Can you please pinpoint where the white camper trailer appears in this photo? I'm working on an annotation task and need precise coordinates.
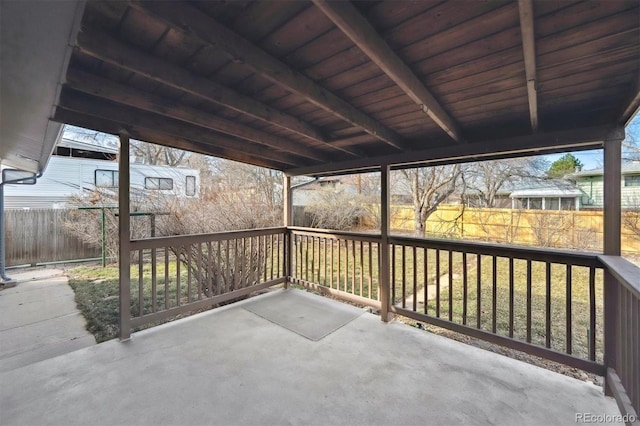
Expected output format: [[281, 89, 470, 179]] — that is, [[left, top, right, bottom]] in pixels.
[[4, 139, 199, 209]]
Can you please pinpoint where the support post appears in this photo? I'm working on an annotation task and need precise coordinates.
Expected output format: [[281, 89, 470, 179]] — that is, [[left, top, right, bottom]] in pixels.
[[603, 136, 622, 395], [380, 165, 391, 322], [283, 174, 292, 289], [118, 132, 131, 341]]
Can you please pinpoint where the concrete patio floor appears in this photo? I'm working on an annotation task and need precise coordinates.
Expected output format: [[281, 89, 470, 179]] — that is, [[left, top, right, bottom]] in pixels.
[[0, 289, 621, 426]]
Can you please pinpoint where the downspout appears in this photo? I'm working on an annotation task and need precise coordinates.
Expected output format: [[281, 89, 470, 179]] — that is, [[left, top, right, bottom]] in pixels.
[[1, 172, 43, 283]]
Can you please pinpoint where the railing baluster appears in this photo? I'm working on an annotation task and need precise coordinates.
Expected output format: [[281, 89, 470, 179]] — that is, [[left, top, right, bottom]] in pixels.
[[304, 236, 309, 281], [436, 248, 440, 318], [566, 264, 572, 354], [588, 266, 596, 361], [391, 244, 396, 305], [413, 245, 417, 312], [545, 262, 551, 348], [138, 249, 144, 316], [492, 256, 497, 334], [330, 239, 334, 289], [311, 236, 316, 283], [509, 257, 514, 338], [176, 246, 181, 307], [424, 248, 428, 315], [449, 250, 453, 322], [207, 241, 213, 297], [217, 240, 222, 295], [187, 244, 192, 303], [270, 233, 274, 281], [526, 260, 532, 343], [323, 238, 328, 286], [402, 245, 406, 309], [248, 237, 254, 286], [476, 254, 481, 329], [462, 252, 467, 326], [197, 242, 203, 299], [352, 240, 356, 295], [344, 239, 349, 292], [368, 242, 373, 299], [337, 239, 341, 291], [164, 247, 169, 309], [151, 246, 157, 313], [360, 241, 364, 297], [225, 240, 230, 293], [263, 235, 268, 283]]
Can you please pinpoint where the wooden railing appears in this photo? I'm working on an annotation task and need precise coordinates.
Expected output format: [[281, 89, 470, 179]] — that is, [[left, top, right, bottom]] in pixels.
[[289, 227, 382, 308], [599, 255, 639, 422], [387, 235, 604, 374], [125, 227, 286, 330]]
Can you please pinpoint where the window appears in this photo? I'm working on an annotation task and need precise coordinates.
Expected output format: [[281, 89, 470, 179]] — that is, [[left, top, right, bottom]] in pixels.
[[95, 169, 118, 188], [624, 175, 640, 187], [529, 198, 542, 210], [560, 197, 575, 210], [185, 175, 196, 196], [546, 198, 559, 210], [145, 177, 173, 190]]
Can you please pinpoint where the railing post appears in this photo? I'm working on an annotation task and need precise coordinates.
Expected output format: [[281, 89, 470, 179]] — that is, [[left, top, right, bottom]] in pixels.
[[603, 134, 623, 395], [380, 164, 391, 322], [284, 173, 292, 288], [118, 132, 131, 341]]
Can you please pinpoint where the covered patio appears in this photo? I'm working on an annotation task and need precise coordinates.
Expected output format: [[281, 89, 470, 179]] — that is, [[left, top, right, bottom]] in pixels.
[[0, 289, 622, 425], [1, 0, 638, 424]]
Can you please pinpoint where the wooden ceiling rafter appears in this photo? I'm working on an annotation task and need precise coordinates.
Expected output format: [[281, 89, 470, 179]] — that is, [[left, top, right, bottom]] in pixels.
[[57, 90, 305, 168], [127, 1, 410, 151], [63, 68, 338, 163], [75, 29, 338, 159], [518, 0, 539, 132], [53, 108, 295, 171], [313, 0, 462, 143]]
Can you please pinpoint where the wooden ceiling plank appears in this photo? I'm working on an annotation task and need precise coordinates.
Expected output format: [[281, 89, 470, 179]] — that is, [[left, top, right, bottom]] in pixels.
[[129, 1, 408, 150], [57, 89, 306, 168], [65, 68, 362, 158], [313, 0, 463, 143], [518, 0, 538, 132], [75, 28, 332, 153]]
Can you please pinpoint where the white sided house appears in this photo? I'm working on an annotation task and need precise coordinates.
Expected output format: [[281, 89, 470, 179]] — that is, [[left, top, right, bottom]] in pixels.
[[4, 139, 199, 209]]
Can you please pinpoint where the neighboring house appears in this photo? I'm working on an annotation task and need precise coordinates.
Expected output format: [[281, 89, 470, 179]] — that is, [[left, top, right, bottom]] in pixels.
[[509, 179, 583, 211], [568, 161, 640, 209], [3, 139, 199, 209]]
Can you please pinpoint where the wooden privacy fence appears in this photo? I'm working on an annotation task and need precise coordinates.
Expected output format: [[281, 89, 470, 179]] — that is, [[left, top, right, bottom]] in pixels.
[[4, 209, 99, 266], [373, 205, 640, 254]]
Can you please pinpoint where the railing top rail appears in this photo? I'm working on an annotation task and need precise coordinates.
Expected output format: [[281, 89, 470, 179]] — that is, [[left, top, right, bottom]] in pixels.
[[598, 255, 640, 298], [130, 227, 287, 250], [387, 235, 602, 268], [288, 226, 383, 243]]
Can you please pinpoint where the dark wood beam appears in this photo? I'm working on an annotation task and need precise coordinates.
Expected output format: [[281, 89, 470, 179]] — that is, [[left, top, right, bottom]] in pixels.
[[286, 125, 625, 176], [53, 108, 293, 170], [57, 89, 306, 168], [312, 0, 463, 143], [64, 68, 357, 160], [619, 72, 640, 125], [75, 28, 330, 154], [518, 0, 539, 131], [129, 1, 408, 150]]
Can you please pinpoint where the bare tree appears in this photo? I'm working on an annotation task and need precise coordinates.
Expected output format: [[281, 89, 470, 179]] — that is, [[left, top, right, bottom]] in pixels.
[[464, 158, 547, 208], [130, 140, 190, 166], [398, 165, 462, 236], [306, 186, 363, 230]]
